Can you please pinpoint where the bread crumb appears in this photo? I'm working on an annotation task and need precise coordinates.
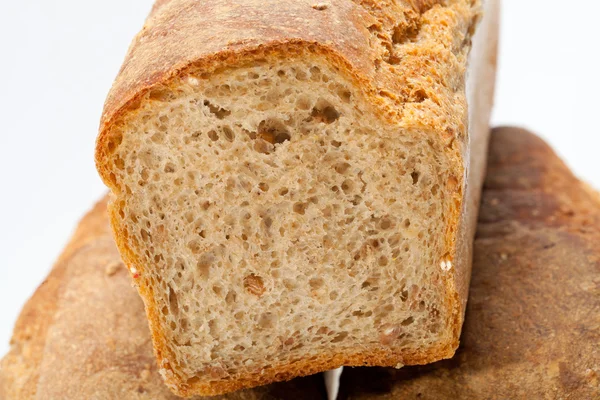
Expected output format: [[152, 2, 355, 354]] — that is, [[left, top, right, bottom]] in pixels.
[[312, 3, 329, 10], [395, 363, 404, 369], [500, 253, 508, 260], [105, 261, 122, 276]]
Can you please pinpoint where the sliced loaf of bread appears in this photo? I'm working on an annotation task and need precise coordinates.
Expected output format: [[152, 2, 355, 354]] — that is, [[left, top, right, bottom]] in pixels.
[[95, 0, 499, 396]]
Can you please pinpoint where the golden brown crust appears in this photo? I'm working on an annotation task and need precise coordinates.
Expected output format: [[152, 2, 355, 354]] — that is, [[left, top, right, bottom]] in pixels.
[[449, 0, 499, 348], [339, 127, 600, 399], [0, 197, 326, 399], [94, 0, 497, 396]]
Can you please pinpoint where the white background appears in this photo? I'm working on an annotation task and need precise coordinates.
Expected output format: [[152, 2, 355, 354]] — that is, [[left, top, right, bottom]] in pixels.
[[0, 1, 599, 356]]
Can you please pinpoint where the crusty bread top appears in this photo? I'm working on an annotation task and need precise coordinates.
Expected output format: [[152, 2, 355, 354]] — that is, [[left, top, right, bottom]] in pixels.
[[0, 197, 326, 400], [339, 127, 600, 399], [97, 0, 479, 171]]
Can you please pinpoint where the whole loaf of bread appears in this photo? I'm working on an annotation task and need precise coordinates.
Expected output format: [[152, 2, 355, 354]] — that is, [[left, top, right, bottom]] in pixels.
[[94, 0, 499, 395]]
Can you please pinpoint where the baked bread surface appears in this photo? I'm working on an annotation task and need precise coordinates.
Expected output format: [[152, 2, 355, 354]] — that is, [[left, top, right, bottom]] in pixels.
[[95, 0, 498, 395]]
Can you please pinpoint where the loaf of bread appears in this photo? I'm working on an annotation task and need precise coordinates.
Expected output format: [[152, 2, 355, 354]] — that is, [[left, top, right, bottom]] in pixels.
[[94, 0, 498, 395], [2, 128, 598, 399], [339, 127, 600, 399], [0, 197, 325, 400]]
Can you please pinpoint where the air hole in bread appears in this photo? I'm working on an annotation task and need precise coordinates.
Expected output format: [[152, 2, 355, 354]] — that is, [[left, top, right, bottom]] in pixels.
[[196, 253, 213, 279], [257, 119, 291, 145], [208, 130, 219, 141], [294, 69, 308, 81], [262, 216, 273, 229], [258, 313, 276, 329], [244, 274, 265, 297], [411, 171, 420, 184], [392, 22, 421, 46], [188, 240, 201, 254], [225, 290, 237, 305], [331, 331, 348, 343], [411, 89, 428, 103], [293, 202, 306, 215], [309, 278, 324, 290], [222, 126, 235, 142], [164, 163, 175, 173], [149, 89, 172, 102], [283, 279, 296, 290], [309, 66, 322, 81], [310, 100, 340, 124], [203, 100, 231, 119], [334, 162, 351, 174], [212, 285, 223, 296], [341, 179, 355, 194], [208, 319, 218, 335]]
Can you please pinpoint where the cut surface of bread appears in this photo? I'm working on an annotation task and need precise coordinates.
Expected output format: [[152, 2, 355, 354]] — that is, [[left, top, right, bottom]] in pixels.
[[340, 127, 600, 400], [95, 0, 498, 396]]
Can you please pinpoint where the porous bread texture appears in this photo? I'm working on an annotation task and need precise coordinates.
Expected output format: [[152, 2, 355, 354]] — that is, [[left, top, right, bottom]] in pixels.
[[96, 0, 487, 396], [107, 56, 457, 393]]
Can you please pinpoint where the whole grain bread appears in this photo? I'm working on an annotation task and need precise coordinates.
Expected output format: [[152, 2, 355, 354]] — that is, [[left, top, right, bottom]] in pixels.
[[0, 197, 326, 400], [94, 0, 499, 396], [339, 127, 600, 399], [2, 127, 598, 399]]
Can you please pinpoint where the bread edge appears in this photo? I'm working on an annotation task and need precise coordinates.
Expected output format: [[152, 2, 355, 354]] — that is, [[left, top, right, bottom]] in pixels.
[[446, 0, 500, 352]]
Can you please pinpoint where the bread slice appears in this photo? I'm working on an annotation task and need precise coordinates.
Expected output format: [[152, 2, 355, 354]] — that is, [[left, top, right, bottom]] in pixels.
[[0, 197, 326, 400], [339, 127, 600, 400], [95, 0, 498, 396]]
